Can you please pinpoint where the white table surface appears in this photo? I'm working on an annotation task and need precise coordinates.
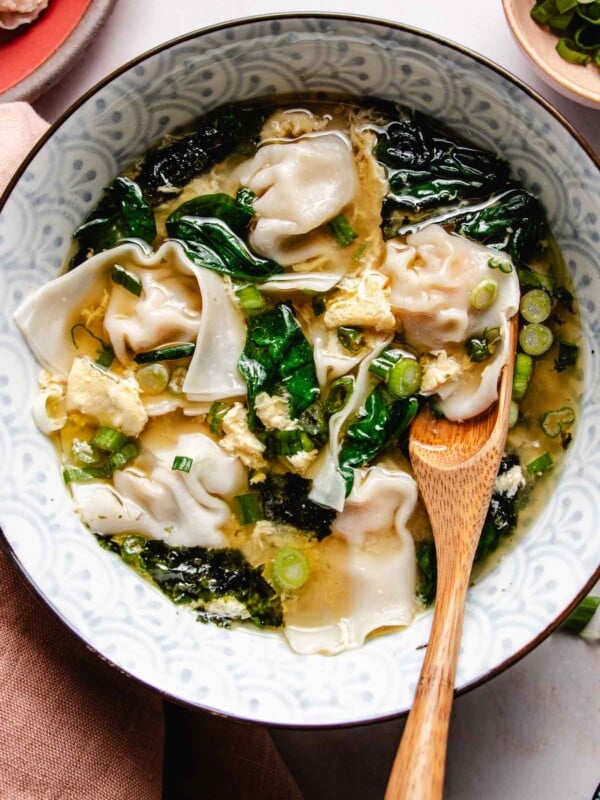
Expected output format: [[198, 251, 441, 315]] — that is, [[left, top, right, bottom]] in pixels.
[[33, 2, 600, 798]]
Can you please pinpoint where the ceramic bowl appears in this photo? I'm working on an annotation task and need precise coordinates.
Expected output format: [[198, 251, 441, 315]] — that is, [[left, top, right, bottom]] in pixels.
[[0, 14, 599, 728], [503, 0, 600, 109]]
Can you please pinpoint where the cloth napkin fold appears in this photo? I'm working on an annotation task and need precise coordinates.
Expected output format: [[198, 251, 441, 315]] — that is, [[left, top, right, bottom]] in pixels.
[[0, 101, 302, 800]]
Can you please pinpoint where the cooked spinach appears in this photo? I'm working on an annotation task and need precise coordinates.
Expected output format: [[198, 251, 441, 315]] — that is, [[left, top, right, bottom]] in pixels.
[[338, 386, 419, 494], [166, 215, 282, 281], [239, 304, 320, 427], [167, 191, 254, 235], [136, 105, 264, 204], [70, 177, 156, 267], [256, 473, 336, 540], [99, 535, 282, 628], [375, 110, 510, 236], [457, 189, 546, 263]]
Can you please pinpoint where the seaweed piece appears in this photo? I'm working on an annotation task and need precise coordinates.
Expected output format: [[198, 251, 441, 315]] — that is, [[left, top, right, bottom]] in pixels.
[[257, 473, 336, 540], [136, 106, 264, 204]]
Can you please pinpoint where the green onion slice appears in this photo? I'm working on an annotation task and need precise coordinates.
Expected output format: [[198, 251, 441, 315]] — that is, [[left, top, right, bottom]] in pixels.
[[512, 352, 533, 402], [561, 596, 600, 634], [556, 37, 591, 63], [508, 401, 519, 429], [326, 376, 354, 415], [269, 429, 314, 456], [387, 358, 422, 399], [91, 426, 128, 453], [111, 264, 143, 296], [337, 326, 364, 353], [234, 492, 264, 525], [105, 442, 139, 473], [207, 401, 232, 435], [470, 279, 498, 311], [519, 323, 554, 356], [63, 466, 107, 483], [526, 451, 554, 475], [70, 323, 115, 369], [328, 213, 358, 247], [136, 363, 170, 394], [520, 289, 552, 324], [517, 267, 555, 293], [540, 406, 575, 438], [236, 284, 267, 315], [172, 455, 193, 472], [574, 22, 600, 47], [369, 348, 402, 380], [488, 257, 512, 274], [134, 343, 196, 364], [272, 547, 310, 592]]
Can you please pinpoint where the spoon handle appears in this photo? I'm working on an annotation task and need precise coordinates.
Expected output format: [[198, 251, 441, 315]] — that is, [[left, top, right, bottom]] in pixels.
[[384, 557, 474, 800]]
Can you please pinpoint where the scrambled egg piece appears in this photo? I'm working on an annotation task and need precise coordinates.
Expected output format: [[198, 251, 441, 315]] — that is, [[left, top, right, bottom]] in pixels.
[[494, 464, 526, 498], [420, 350, 462, 394], [80, 290, 110, 328], [285, 449, 319, 476], [255, 392, 297, 431], [260, 109, 331, 140], [220, 402, 267, 471], [324, 271, 395, 332], [65, 357, 148, 436]]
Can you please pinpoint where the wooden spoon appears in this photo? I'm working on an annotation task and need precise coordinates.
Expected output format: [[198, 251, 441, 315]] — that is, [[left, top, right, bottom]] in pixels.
[[385, 316, 518, 800]]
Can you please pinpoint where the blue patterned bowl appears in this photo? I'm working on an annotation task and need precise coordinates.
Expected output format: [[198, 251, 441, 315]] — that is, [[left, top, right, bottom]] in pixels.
[[1, 14, 598, 727]]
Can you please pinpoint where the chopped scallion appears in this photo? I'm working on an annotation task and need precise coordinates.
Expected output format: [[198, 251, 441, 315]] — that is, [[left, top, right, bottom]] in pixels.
[[328, 213, 358, 247], [387, 358, 422, 399], [136, 363, 170, 394], [236, 284, 267, 315], [540, 406, 575, 438], [517, 266, 555, 293], [508, 401, 519, 429], [488, 257, 512, 274], [269, 429, 314, 456], [326, 376, 354, 415], [561, 596, 600, 634], [556, 37, 591, 63], [172, 455, 193, 472], [512, 353, 533, 401], [63, 466, 107, 483], [91, 426, 128, 453], [520, 289, 552, 324], [369, 348, 402, 380], [234, 492, 264, 525], [111, 264, 143, 296], [470, 278, 498, 311], [70, 323, 114, 369], [337, 326, 364, 353], [134, 343, 195, 364], [526, 451, 553, 475], [105, 442, 139, 473], [272, 547, 310, 592], [207, 401, 232, 436], [519, 323, 553, 356]]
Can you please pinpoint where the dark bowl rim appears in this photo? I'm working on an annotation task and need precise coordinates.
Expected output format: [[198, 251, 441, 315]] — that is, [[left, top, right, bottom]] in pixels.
[[1, 11, 599, 731]]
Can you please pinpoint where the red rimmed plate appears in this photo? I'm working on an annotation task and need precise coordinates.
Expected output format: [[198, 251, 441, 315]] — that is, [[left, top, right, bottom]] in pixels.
[[0, 0, 117, 102]]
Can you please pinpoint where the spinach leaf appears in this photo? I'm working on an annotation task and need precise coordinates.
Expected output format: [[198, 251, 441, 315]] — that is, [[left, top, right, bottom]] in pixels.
[[99, 535, 282, 628], [136, 105, 265, 205], [239, 304, 320, 426], [457, 189, 546, 263], [166, 215, 282, 281], [374, 111, 510, 235], [71, 177, 156, 267], [338, 386, 418, 494], [168, 191, 254, 235], [257, 473, 336, 540]]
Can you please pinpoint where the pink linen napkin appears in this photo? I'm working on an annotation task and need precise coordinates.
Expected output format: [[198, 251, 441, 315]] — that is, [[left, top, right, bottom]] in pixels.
[[0, 101, 302, 800]]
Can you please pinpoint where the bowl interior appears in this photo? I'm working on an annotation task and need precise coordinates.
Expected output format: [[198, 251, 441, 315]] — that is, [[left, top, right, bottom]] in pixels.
[[1, 15, 599, 727]]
